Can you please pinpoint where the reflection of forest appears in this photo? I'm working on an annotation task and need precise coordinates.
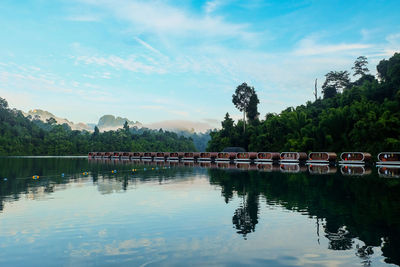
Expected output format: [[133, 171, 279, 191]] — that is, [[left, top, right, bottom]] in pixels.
[[1, 158, 400, 265], [208, 169, 400, 266], [0, 158, 198, 209]]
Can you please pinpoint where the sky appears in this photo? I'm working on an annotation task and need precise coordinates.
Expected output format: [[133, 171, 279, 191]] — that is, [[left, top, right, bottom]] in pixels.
[[0, 0, 399, 130]]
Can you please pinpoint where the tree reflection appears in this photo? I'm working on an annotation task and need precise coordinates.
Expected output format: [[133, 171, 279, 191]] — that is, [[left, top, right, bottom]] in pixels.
[[232, 193, 259, 239], [208, 167, 400, 265]]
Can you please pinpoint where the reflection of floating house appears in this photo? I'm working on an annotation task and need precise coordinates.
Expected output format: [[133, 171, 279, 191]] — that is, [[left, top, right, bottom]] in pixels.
[[235, 162, 258, 170], [377, 152, 400, 166], [235, 152, 257, 162], [199, 152, 218, 161], [183, 161, 199, 167], [308, 164, 337, 175], [142, 152, 155, 160], [199, 162, 217, 168], [257, 163, 280, 172], [280, 152, 307, 163], [169, 152, 184, 161], [216, 152, 236, 161], [256, 152, 280, 162], [307, 152, 337, 164], [155, 152, 168, 161], [339, 152, 371, 164], [340, 165, 371, 176], [217, 162, 235, 169], [378, 165, 400, 178], [183, 152, 200, 161], [280, 163, 307, 173]]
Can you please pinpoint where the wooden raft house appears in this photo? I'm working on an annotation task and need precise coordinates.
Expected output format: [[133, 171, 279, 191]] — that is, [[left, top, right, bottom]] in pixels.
[[199, 152, 218, 161], [307, 152, 337, 164], [142, 152, 156, 160], [280, 152, 307, 163], [235, 152, 258, 162], [169, 152, 184, 161], [256, 152, 280, 162], [377, 152, 400, 166], [104, 152, 113, 159], [131, 152, 143, 159], [216, 152, 236, 161], [155, 152, 168, 161], [339, 152, 371, 164], [183, 152, 200, 161]]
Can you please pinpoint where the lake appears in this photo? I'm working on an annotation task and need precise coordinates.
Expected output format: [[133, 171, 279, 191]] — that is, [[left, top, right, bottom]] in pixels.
[[0, 157, 399, 266]]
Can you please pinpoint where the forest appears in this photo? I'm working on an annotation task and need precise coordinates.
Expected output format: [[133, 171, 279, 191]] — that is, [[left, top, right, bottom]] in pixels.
[[0, 101, 196, 155], [207, 53, 400, 155]]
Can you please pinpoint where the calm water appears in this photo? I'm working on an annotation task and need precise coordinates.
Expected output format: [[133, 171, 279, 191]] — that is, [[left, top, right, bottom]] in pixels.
[[0, 158, 399, 266]]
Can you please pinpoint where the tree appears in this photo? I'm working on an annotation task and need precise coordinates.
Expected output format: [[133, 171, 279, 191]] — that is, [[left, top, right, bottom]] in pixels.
[[46, 117, 57, 125], [322, 71, 351, 93], [232, 83, 256, 132], [352, 56, 369, 77], [0, 97, 8, 110], [123, 121, 129, 131], [247, 93, 260, 122], [93, 126, 100, 137], [221, 113, 234, 137], [322, 86, 338, 99]]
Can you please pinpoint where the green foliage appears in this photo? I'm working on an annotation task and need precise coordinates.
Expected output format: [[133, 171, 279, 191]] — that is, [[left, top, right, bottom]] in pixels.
[[0, 97, 196, 155], [352, 56, 369, 77], [208, 53, 400, 155], [247, 93, 260, 122], [322, 70, 351, 93], [232, 82, 259, 131]]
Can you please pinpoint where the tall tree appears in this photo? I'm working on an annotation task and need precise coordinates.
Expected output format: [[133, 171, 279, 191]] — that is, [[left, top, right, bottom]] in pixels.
[[322, 71, 351, 93], [246, 93, 260, 122], [322, 86, 337, 99], [221, 112, 234, 137], [123, 121, 129, 131], [93, 126, 100, 137], [352, 56, 369, 77], [232, 83, 256, 132], [0, 97, 8, 110]]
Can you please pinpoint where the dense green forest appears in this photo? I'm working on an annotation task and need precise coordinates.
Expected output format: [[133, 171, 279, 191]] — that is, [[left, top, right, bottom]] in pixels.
[[207, 53, 400, 155], [0, 101, 196, 155]]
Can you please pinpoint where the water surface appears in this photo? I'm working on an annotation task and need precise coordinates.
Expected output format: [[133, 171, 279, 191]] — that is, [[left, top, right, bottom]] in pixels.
[[0, 158, 399, 266]]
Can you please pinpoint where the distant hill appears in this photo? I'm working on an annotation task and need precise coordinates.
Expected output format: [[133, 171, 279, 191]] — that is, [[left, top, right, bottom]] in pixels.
[[97, 115, 142, 131], [21, 111, 212, 151], [24, 109, 93, 131]]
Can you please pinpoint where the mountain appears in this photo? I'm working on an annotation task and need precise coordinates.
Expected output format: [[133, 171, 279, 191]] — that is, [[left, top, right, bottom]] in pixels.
[[24, 109, 93, 131], [144, 119, 219, 133], [97, 115, 142, 131]]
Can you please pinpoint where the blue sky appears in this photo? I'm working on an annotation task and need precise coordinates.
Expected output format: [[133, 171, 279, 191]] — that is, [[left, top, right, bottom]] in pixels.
[[0, 0, 399, 130]]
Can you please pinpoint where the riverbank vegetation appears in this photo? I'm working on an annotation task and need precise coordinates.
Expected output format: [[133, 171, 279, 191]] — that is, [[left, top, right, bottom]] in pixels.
[[0, 102, 196, 155], [207, 53, 400, 155]]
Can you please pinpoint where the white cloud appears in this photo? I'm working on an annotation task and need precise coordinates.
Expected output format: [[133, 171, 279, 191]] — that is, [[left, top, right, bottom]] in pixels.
[[74, 55, 166, 74], [294, 37, 371, 56], [134, 37, 164, 56], [66, 14, 101, 22], [204, 0, 221, 14], [77, 0, 255, 41]]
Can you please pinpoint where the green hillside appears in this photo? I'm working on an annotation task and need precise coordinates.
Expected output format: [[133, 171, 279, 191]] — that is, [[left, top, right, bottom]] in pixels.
[[207, 53, 400, 155]]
